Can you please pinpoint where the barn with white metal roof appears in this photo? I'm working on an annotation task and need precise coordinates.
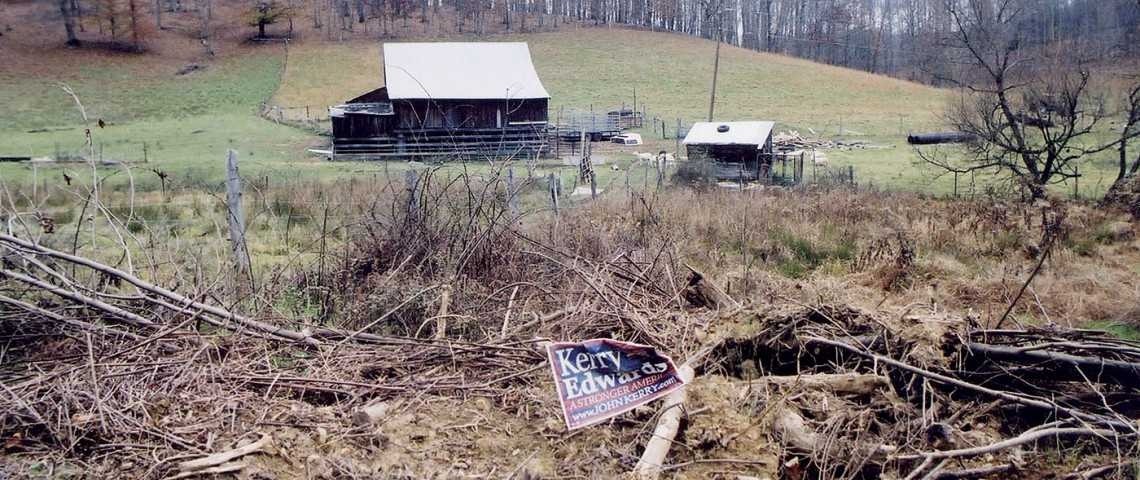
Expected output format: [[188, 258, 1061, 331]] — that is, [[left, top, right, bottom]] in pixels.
[[330, 42, 550, 159]]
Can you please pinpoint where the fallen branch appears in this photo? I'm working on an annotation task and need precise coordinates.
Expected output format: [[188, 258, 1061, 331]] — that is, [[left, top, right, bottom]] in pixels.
[[741, 373, 890, 395], [994, 232, 1055, 329], [772, 402, 897, 458], [683, 264, 740, 310], [0, 293, 144, 340], [177, 434, 272, 472], [0, 234, 318, 346], [771, 403, 819, 452], [0, 268, 156, 329], [632, 363, 696, 479], [894, 427, 1126, 461], [166, 461, 246, 479], [964, 342, 1140, 387], [805, 336, 1133, 430], [1064, 461, 1139, 480], [932, 463, 1015, 479]]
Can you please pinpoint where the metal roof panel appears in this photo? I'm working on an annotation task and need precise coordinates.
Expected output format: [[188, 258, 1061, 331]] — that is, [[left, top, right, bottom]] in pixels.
[[682, 121, 775, 148], [383, 42, 551, 100]]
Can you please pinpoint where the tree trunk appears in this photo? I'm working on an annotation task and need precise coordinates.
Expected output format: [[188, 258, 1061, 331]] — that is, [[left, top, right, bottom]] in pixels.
[[258, 20, 266, 37], [60, 0, 80, 46], [1119, 140, 1129, 183], [129, 0, 140, 50]]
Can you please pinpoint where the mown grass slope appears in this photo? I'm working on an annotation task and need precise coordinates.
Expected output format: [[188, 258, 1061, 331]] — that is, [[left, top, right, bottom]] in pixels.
[[274, 28, 946, 135], [270, 28, 1125, 195], [270, 28, 973, 193], [0, 12, 1120, 195], [0, 16, 316, 188]]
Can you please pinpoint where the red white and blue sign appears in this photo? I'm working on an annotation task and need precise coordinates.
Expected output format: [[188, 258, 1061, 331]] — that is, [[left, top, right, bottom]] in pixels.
[[546, 339, 686, 430]]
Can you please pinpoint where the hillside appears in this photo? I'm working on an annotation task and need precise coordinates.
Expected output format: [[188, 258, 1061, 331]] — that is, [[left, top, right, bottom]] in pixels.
[[0, 2, 1124, 194], [0, 0, 965, 191], [274, 28, 947, 135], [274, 28, 959, 190], [3, 4, 1140, 479]]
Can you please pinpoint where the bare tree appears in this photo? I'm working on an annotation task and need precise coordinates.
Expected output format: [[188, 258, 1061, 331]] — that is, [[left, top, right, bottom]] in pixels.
[[59, 0, 81, 46], [1104, 81, 1140, 214], [128, 0, 141, 49], [921, 0, 1135, 200], [198, 0, 213, 55], [249, 0, 292, 38], [1113, 82, 1140, 184]]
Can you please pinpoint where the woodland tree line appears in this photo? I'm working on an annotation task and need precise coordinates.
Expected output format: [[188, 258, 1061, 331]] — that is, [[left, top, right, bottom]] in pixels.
[[52, 0, 1140, 81]]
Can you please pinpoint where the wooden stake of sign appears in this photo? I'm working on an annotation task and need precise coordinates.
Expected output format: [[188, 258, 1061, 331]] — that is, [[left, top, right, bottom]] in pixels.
[[225, 150, 251, 287]]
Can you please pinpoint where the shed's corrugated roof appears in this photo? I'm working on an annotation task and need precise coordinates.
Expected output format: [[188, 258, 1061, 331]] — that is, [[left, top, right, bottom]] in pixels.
[[383, 42, 550, 100], [682, 121, 775, 148]]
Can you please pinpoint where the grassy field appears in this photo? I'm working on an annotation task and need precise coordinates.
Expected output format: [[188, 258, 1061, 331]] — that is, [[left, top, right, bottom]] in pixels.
[[0, 17, 1124, 196], [268, 28, 970, 193]]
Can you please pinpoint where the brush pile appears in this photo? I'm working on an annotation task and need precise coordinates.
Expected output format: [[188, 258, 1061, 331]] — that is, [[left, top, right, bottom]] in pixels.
[[774, 130, 885, 151], [1, 170, 1138, 478]]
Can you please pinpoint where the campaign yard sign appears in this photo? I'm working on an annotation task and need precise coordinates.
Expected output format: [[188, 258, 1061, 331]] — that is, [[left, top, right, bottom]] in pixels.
[[546, 339, 686, 430]]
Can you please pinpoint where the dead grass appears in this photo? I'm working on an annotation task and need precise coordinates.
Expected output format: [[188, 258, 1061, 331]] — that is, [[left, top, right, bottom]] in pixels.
[[3, 169, 1139, 478]]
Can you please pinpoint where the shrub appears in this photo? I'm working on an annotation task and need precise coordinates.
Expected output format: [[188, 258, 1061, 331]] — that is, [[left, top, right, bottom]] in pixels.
[[672, 160, 717, 189]]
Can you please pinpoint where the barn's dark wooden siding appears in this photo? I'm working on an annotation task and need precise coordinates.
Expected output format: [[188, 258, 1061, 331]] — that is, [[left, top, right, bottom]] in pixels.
[[392, 99, 548, 130], [331, 114, 397, 139], [331, 93, 549, 158]]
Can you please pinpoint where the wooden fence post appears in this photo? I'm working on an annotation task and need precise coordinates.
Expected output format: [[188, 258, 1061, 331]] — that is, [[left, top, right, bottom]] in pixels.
[[225, 149, 252, 288], [405, 169, 420, 222], [656, 154, 664, 190], [797, 152, 805, 185], [548, 173, 560, 215], [812, 150, 817, 184], [590, 171, 597, 199], [675, 118, 681, 154], [507, 167, 519, 217]]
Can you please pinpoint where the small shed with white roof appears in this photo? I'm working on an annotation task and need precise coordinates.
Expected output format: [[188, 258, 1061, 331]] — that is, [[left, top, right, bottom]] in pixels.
[[682, 121, 776, 181]]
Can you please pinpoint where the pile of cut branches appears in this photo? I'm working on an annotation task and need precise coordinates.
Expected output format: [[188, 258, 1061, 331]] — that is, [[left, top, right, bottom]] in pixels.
[[699, 303, 1140, 479], [2, 169, 1138, 478]]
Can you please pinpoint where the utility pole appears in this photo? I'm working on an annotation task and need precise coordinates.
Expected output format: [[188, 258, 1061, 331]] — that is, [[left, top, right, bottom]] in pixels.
[[707, 0, 723, 122]]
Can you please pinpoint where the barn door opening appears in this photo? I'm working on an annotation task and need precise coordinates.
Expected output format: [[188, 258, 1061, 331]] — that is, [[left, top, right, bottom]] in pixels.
[[496, 109, 502, 128]]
